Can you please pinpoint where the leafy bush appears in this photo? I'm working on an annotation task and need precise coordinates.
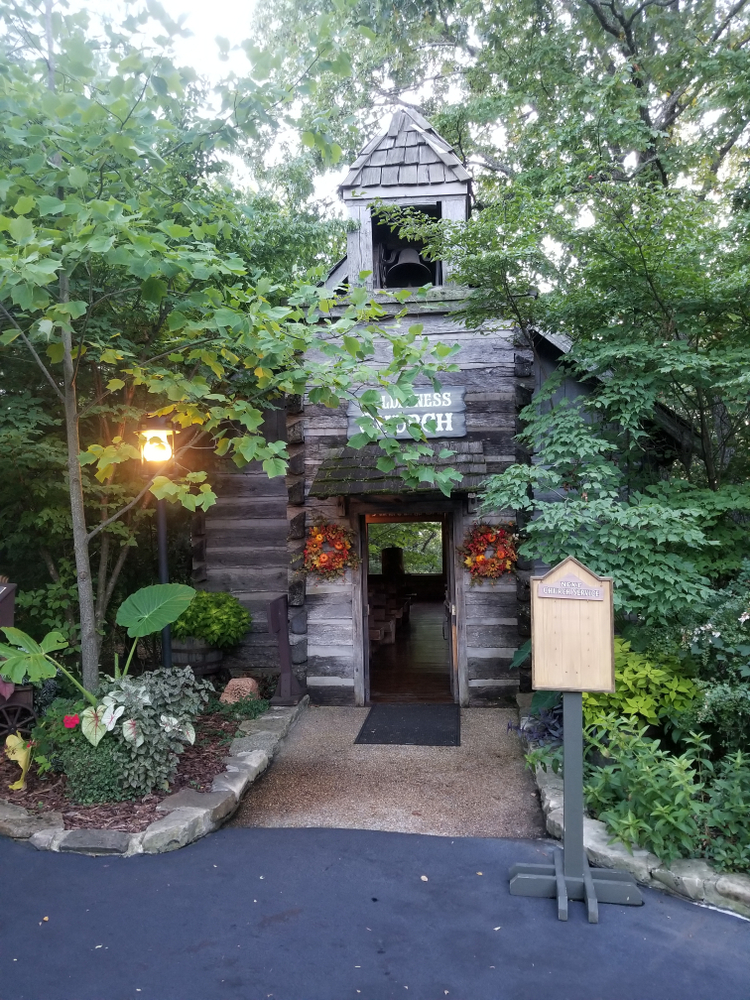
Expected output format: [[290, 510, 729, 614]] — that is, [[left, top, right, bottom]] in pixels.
[[705, 752, 750, 873], [682, 682, 750, 755], [31, 697, 89, 773], [584, 719, 708, 864], [99, 666, 212, 796], [172, 591, 251, 649], [583, 639, 698, 735], [583, 719, 750, 872], [60, 739, 133, 805], [680, 561, 750, 682]]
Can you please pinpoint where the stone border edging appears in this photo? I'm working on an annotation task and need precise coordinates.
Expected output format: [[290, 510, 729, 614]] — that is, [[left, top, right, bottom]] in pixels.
[[0, 696, 309, 857], [532, 747, 750, 919]]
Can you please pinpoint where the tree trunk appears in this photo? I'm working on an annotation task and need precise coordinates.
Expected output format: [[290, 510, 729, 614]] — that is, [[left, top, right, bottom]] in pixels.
[[60, 300, 99, 691]]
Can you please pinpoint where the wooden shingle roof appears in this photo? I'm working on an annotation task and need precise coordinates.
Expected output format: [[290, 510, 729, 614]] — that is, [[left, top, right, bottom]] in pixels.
[[340, 108, 471, 192], [309, 442, 487, 498]]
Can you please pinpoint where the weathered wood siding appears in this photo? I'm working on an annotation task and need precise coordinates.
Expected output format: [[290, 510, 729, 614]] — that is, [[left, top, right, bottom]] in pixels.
[[299, 291, 531, 705], [196, 409, 290, 679]]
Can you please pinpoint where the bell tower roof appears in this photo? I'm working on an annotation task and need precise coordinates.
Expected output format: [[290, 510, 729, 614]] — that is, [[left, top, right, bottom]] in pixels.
[[340, 108, 471, 197]]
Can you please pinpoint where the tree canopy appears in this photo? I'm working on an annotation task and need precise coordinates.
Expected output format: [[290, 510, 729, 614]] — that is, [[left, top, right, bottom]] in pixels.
[[0, 0, 459, 686], [258, 0, 750, 621]]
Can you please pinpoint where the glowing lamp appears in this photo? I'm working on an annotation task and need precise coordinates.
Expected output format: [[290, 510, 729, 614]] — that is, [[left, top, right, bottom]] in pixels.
[[138, 419, 175, 464]]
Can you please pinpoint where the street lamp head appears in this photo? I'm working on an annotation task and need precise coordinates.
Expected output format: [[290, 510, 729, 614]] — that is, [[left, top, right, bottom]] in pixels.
[[138, 416, 175, 464]]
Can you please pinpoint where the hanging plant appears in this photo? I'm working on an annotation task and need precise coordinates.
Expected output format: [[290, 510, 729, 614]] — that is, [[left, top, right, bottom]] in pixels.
[[459, 522, 518, 585], [303, 522, 359, 581]]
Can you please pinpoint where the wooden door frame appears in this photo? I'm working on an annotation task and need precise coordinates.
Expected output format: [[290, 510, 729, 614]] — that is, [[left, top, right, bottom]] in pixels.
[[354, 504, 465, 706]]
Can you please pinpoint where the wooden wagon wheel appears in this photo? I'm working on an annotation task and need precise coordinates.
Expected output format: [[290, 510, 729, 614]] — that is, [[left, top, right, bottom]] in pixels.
[[0, 703, 37, 741]]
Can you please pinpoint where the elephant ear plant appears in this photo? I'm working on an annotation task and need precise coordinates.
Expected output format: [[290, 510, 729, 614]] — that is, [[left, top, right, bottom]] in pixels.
[[115, 584, 197, 677], [0, 584, 198, 746]]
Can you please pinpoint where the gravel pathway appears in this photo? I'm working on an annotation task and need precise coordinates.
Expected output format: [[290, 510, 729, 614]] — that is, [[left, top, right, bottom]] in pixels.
[[229, 705, 546, 838]]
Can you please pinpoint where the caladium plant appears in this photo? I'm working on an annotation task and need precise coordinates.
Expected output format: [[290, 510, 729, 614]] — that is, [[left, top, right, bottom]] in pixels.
[[80, 705, 109, 747], [160, 715, 196, 745], [122, 718, 145, 749]]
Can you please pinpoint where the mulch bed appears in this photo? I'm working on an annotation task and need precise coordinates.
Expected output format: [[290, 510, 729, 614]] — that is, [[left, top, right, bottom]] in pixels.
[[0, 711, 241, 834]]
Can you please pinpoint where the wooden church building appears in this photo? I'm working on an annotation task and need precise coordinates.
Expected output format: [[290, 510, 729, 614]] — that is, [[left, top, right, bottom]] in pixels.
[[193, 109, 536, 706]]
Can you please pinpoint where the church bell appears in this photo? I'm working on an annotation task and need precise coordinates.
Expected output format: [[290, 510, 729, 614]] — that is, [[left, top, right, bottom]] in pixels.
[[385, 248, 433, 288]]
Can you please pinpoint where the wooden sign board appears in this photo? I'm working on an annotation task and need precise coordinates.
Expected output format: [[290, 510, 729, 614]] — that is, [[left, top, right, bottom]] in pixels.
[[531, 557, 614, 693]]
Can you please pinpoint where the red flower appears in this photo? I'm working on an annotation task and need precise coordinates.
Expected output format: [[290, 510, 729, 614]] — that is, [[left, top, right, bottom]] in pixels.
[[63, 714, 80, 729]]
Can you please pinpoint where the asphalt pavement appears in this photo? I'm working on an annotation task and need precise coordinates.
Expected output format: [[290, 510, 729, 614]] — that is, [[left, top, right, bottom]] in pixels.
[[1, 828, 748, 1000]]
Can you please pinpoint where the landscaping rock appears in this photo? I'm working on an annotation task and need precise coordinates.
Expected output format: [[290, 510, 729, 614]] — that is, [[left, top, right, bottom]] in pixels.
[[583, 816, 660, 886], [220, 677, 259, 704], [237, 715, 291, 736], [230, 733, 281, 757], [211, 770, 252, 802], [58, 829, 132, 856], [222, 750, 270, 781], [546, 807, 564, 839], [0, 800, 64, 839], [142, 807, 215, 854], [29, 828, 65, 851], [652, 859, 716, 901], [155, 789, 236, 824], [714, 874, 750, 908]]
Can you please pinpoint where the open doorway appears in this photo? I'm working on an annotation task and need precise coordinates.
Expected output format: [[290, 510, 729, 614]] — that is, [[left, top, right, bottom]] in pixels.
[[366, 516, 453, 704]]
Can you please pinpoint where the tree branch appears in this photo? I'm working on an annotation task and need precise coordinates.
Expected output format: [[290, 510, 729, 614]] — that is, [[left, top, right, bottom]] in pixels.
[[0, 302, 65, 402]]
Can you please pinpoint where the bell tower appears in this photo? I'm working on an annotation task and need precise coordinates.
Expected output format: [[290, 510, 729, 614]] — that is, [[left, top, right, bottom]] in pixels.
[[332, 109, 471, 290]]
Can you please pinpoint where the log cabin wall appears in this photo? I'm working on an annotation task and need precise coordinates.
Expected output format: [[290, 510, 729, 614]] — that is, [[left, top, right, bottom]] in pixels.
[[193, 407, 291, 687], [299, 289, 533, 706], [194, 108, 537, 702]]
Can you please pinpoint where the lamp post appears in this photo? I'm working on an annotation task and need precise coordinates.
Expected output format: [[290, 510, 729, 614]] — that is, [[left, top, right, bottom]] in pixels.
[[138, 417, 176, 669]]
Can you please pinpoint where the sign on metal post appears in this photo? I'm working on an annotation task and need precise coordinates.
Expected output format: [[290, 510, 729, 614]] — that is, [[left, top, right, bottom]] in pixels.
[[509, 557, 642, 923]]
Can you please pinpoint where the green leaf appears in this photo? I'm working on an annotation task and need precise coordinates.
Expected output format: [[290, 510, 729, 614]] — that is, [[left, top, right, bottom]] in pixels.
[[107, 378, 125, 390], [115, 584, 197, 638], [9, 216, 34, 242], [509, 640, 531, 670], [69, 165, 88, 188], [39, 632, 68, 654], [141, 276, 168, 303], [531, 690, 561, 713], [1, 627, 43, 655], [46, 341, 65, 364], [81, 705, 108, 747], [13, 195, 35, 215]]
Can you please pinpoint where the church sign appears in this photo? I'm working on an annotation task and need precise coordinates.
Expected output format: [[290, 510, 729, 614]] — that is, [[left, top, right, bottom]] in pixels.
[[347, 386, 466, 439]]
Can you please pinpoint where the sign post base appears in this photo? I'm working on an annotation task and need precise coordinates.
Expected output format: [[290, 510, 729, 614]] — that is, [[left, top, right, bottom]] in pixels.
[[509, 851, 642, 923], [510, 692, 642, 922]]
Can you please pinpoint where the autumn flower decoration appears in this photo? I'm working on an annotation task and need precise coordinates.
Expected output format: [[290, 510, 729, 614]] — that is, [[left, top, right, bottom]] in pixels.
[[303, 522, 359, 581], [459, 522, 518, 585]]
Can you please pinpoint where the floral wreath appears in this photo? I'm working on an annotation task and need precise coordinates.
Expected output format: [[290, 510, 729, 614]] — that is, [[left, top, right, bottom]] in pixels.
[[303, 522, 359, 581], [458, 522, 518, 585]]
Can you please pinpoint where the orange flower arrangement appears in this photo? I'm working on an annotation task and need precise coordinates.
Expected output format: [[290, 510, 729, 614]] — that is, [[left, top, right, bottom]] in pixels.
[[458, 522, 518, 585], [303, 522, 359, 581]]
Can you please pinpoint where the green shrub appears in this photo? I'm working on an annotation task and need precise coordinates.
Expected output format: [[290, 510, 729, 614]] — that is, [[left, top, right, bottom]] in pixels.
[[583, 639, 699, 735], [172, 591, 251, 649], [61, 739, 134, 804], [31, 697, 89, 773], [99, 666, 212, 796], [705, 752, 750, 873], [584, 719, 710, 864], [582, 720, 750, 872], [680, 561, 750, 682], [682, 681, 750, 754]]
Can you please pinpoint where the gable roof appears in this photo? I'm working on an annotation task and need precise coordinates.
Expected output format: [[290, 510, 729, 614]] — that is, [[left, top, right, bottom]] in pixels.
[[339, 108, 471, 193]]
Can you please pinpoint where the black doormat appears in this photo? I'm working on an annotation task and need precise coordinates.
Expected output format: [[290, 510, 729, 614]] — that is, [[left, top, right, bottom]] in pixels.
[[354, 704, 460, 746]]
